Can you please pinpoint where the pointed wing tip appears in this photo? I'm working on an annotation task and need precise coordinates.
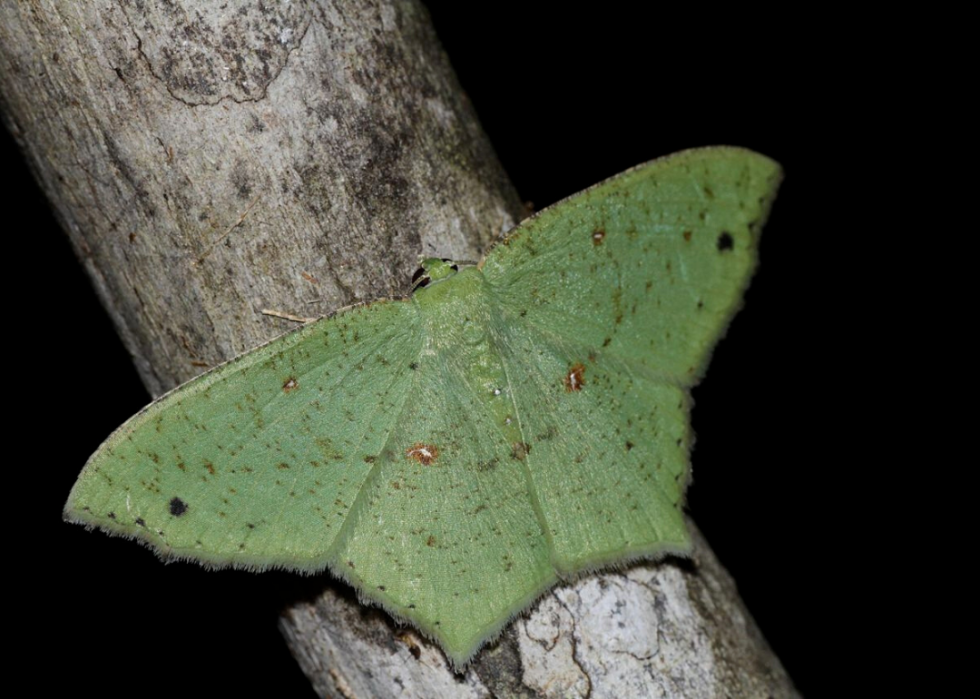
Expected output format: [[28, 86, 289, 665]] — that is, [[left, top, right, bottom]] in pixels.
[[62, 505, 84, 528], [674, 144, 784, 189], [687, 143, 781, 165], [62, 493, 97, 529], [422, 612, 524, 674]]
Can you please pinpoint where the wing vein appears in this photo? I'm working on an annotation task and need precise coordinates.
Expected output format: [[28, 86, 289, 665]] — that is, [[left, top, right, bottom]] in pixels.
[[323, 324, 425, 562], [493, 325, 557, 564]]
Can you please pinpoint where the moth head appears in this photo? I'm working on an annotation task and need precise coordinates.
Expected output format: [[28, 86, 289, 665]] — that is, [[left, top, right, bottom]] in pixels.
[[412, 257, 459, 290]]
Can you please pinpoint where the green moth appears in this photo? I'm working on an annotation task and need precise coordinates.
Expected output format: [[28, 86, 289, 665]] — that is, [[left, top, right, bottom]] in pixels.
[[65, 146, 782, 667]]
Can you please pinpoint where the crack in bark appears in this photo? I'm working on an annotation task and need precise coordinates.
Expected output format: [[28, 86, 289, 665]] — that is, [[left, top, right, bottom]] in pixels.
[[554, 593, 593, 699], [129, 9, 312, 108]]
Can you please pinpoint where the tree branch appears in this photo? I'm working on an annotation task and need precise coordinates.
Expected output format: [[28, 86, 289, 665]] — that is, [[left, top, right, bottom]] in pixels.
[[2, 1, 798, 695]]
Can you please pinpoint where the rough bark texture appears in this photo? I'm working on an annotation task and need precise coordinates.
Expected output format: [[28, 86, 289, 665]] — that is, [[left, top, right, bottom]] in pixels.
[[1, 0, 519, 396], [2, 1, 798, 696], [282, 523, 797, 698]]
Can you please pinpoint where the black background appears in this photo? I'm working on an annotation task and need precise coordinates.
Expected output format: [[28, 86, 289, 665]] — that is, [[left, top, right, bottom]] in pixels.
[[11, 4, 863, 696]]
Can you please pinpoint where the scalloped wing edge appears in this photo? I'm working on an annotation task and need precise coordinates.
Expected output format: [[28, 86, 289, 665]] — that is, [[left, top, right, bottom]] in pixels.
[[65, 498, 692, 670]]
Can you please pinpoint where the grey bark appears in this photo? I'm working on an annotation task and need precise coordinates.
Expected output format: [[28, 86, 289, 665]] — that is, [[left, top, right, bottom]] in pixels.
[[282, 523, 797, 698], [2, 1, 797, 696], [1, 0, 518, 396]]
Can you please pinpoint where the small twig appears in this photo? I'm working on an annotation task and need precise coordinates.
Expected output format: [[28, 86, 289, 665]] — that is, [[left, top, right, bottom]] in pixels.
[[261, 308, 317, 323]]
